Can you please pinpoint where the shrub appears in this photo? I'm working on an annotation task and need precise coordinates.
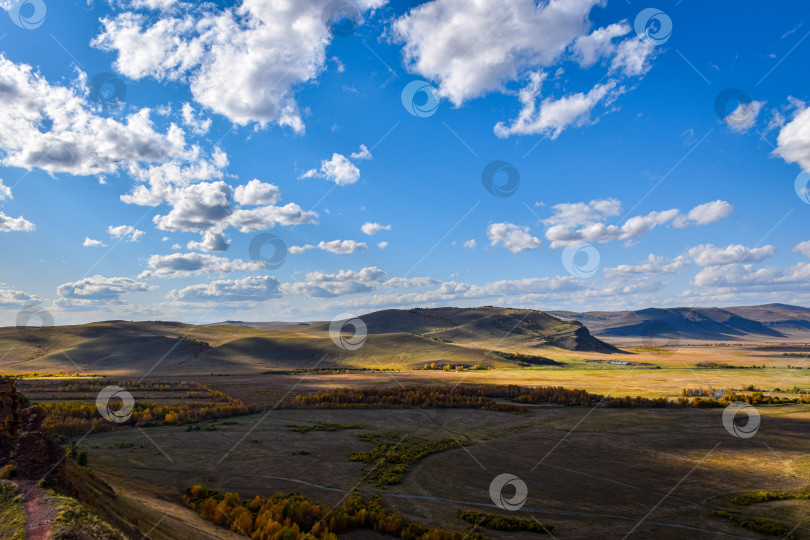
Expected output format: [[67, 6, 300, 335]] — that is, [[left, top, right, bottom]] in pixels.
[[1, 464, 18, 480]]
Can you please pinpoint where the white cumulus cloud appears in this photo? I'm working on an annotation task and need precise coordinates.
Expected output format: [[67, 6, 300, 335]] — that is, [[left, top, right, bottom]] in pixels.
[[487, 223, 542, 253]]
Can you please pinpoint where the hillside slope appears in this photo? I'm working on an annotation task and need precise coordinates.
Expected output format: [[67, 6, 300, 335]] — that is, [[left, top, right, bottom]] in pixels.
[[0, 307, 617, 375], [302, 307, 619, 353]]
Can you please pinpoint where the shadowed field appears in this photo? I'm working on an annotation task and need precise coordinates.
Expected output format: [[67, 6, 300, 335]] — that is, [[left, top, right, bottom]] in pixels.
[[74, 405, 810, 539]]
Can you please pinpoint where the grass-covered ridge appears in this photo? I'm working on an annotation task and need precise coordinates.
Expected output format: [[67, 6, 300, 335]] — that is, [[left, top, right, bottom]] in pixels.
[[0, 481, 25, 540]]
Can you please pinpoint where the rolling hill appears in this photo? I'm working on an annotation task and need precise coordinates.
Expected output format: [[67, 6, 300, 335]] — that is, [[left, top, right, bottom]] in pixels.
[[0, 307, 617, 375]]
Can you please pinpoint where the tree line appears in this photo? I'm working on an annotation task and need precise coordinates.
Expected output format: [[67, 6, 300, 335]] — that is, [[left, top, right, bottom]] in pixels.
[[184, 487, 483, 540]]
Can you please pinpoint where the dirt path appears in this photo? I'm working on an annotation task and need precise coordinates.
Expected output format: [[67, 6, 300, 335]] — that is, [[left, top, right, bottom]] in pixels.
[[19, 482, 58, 540]]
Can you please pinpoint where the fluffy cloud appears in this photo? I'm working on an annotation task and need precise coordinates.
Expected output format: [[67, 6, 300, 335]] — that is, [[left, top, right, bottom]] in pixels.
[[318, 275, 585, 309], [693, 262, 810, 289], [383, 277, 438, 289], [152, 181, 233, 232], [0, 283, 43, 308], [774, 101, 810, 172], [0, 213, 34, 232], [394, 0, 656, 139], [181, 102, 211, 135], [361, 222, 390, 235], [603, 254, 691, 277], [377, 241, 388, 249], [723, 100, 765, 133], [108, 225, 145, 242], [394, 0, 601, 106], [281, 267, 386, 298], [793, 240, 810, 258], [672, 200, 733, 228], [56, 275, 154, 307], [687, 244, 777, 266], [139, 252, 261, 278], [83, 237, 107, 248], [0, 55, 189, 177], [168, 275, 280, 303], [228, 203, 318, 233], [0, 179, 11, 201], [301, 153, 361, 185], [234, 179, 281, 206], [350, 144, 372, 160], [494, 75, 622, 138], [572, 22, 629, 68], [123, 156, 316, 236], [463, 239, 476, 249], [187, 230, 229, 252], [290, 240, 367, 255], [122, 148, 229, 206], [544, 198, 623, 227], [93, 1, 384, 131], [544, 199, 733, 248], [487, 223, 542, 253]]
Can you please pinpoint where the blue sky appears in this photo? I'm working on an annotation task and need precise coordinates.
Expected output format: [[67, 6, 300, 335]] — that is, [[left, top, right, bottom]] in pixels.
[[0, 0, 809, 325]]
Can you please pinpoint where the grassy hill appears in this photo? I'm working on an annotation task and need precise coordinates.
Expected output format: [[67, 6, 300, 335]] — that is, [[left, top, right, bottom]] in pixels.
[[0, 307, 617, 376]]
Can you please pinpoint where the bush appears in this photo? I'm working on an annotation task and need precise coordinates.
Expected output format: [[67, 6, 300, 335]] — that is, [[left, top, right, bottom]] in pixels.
[[1, 464, 18, 480]]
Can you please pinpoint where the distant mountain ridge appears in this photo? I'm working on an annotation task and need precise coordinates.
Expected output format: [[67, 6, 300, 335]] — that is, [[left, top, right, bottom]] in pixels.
[[550, 303, 810, 343]]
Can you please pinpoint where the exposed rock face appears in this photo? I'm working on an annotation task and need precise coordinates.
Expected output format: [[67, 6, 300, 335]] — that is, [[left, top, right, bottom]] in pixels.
[[0, 379, 64, 480], [19, 406, 46, 433], [15, 431, 64, 479]]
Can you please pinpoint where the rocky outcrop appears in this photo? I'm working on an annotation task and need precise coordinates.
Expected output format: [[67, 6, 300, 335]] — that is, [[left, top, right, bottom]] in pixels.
[[0, 378, 64, 481]]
